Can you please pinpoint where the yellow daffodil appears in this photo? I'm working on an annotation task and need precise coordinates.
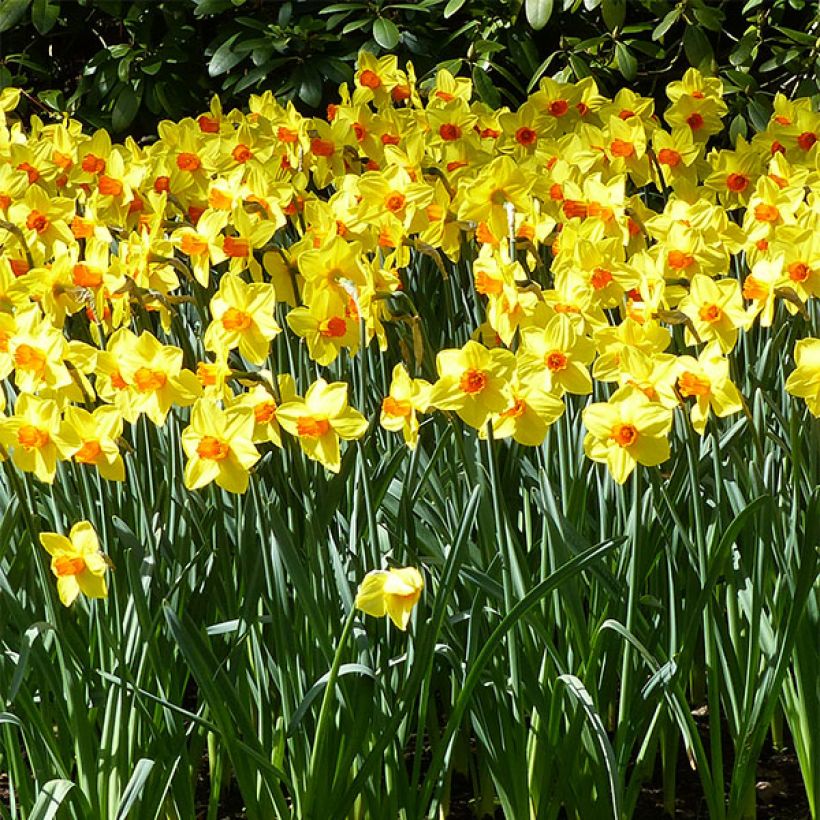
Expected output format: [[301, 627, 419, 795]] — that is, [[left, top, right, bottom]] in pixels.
[[181, 399, 261, 494], [64, 405, 126, 481], [0, 394, 81, 483], [276, 379, 368, 473], [355, 566, 423, 631], [678, 274, 748, 352], [582, 386, 673, 484], [675, 344, 744, 434], [204, 274, 280, 365], [428, 340, 515, 430], [517, 314, 596, 396], [380, 363, 432, 449], [40, 521, 108, 607], [785, 338, 820, 416]]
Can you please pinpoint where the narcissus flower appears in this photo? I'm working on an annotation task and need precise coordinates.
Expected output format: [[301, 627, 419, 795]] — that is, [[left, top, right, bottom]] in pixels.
[[675, 344, 744, 434], [0, 394, 81, 483], [429, 340, 515, 430], [380, 363, 432, 449], [582, 386, 673, 484], [785, 337, 820, 416], [276, 379, 368, 472], [355, 566, 423, 631], [39, 521, 108, 607], [181, 399, 261, 494], [204, 274, 280, 365]]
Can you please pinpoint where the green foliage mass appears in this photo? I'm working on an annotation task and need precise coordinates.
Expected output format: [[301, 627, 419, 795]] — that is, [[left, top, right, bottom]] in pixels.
[[0, 0, 818, 135]]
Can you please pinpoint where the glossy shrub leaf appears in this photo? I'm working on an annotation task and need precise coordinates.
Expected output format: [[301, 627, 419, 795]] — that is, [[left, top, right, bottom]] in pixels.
[[472, 65, 501, 108], [373, 18, 400, 49], [31, 0, 58, 34], [525, 0, 554, 30], [615, 41, 637, 80], [111, 84, 140, 131], [0, 0, 30, 32], [208, 34, 243, 77]]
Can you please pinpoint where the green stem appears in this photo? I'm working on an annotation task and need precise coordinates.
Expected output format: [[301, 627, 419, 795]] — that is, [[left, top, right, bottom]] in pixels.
[[305, 607, 356, 819]]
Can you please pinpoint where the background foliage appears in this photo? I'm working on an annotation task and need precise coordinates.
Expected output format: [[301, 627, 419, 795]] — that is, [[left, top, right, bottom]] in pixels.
[[0, 0, 818, 136]]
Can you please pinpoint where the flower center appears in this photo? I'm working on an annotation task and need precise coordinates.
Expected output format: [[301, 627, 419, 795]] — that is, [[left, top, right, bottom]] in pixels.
[[13, 344, 47, 374], [754, 204, 780, 223], [359, 69, 381, 89], [500, 398, 527, 419], [591, 268, 613, 290], [548, 99, 568, 117], [382, 397, 412, 418], [296, 417, 330, 438], [176, 152, 202, 172], [196, 436, 231, 461], [181, 234, 208, 256], [545, 350, 568, 372], [743, 275, 769, 301], [610, 139, 635, 158], [254, 401, 277, 424], [788, 262, 810, 283], [319, 317, 347, 338], [17, 424, 50, 449], [55, 555, 86, 576], [385, 192, 406, 213], [459, 369, 487, 394], [81, 153, 106, 174], [221, 307, 253, 332], [699, 303, 722, 323], [223, 236, 250, 258], [611, 423, 638, 448], [686, 112, 704, 131], [657, 148, 681, 167], [133, 367, 167, 393], [726, 173, 748, 193], [667, 250, 695, 270], [678, 372, 711, 398], [439, 123, 461, 141], [75, 440, 102, 463], [26, 210, 49, 233], [72, 264, 103, 288], [516, 127, 537, 146]]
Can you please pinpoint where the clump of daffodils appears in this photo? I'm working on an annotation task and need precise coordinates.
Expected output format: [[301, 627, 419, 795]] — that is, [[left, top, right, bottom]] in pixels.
[[0, 56, 816, 494]]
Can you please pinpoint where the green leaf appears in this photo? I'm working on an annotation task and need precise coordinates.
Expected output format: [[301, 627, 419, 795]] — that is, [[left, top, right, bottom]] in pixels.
[[0, 0, 30, 32], [115, 759, 155, 820], [652, 8, 681, 40], [558, 675, 623, 820], [525, 0, 553, 30], [111, 85, 140, 131], [297, 66, 322, 108], [29, 780, 74, 820], [615, 41, 637, 80], [683, 25, 714, 69], [372, 17, 400, 49], [693, 5, 724, 31], [472, 65, 500, 109], [443, 0, 466, 17], [208, 35, 243, 76], [31, 0, 58, 34], [601, 0, 626, 32]]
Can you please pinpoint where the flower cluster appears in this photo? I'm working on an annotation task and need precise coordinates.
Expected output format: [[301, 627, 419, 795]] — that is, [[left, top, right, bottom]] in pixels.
[[0, 55, 817, 488]]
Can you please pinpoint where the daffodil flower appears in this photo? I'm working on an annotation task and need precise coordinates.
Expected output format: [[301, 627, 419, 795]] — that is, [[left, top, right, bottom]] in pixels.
[[355, 567, 423, 631], [40, 521, 108, 607]]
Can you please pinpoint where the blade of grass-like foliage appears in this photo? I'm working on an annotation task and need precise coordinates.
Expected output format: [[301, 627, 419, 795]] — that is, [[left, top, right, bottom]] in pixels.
[[419, 536, 624, 815], [557, 674, 622, 820], [162, 605, 291, 819], [28, 780, 74, 820], [114, 759, 155, 820]]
